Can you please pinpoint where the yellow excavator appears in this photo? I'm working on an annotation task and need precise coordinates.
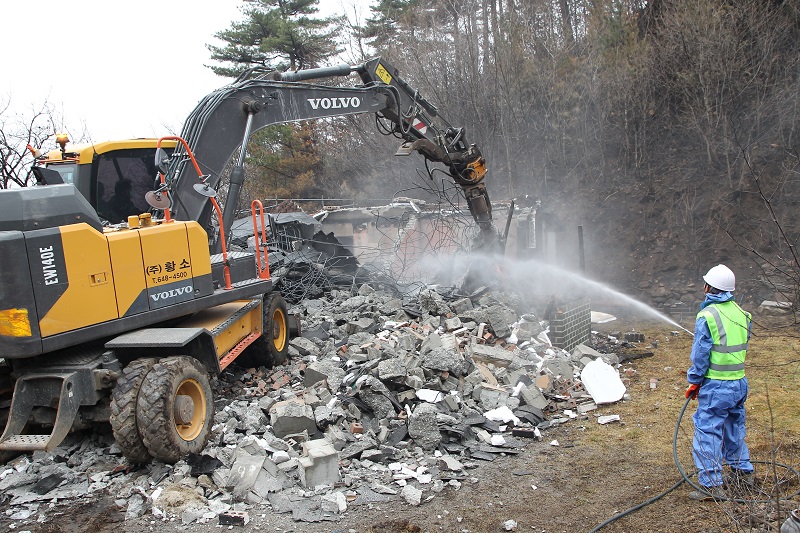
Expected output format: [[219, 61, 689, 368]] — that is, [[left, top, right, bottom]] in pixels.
[[0, 57, 497, 464]]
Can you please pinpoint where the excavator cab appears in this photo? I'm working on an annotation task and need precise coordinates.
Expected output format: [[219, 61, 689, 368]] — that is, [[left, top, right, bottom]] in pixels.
[[33, 138, 177, 224]]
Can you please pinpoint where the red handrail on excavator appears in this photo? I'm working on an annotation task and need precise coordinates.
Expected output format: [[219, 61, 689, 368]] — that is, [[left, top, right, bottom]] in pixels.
[[158, 135, 232, 290], [251, 200, 271, 280]]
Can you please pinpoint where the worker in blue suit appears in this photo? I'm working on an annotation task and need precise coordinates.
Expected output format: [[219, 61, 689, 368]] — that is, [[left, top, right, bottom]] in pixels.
[[685, 264, 754, 500]]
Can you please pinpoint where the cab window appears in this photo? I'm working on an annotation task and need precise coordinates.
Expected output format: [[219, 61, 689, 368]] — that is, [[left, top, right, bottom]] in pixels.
[[93, 148, 172, 223], [50, 163, 77, 184]]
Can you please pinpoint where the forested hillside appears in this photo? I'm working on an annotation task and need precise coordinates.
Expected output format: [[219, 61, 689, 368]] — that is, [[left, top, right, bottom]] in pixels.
[[207, 0, 800, 306]]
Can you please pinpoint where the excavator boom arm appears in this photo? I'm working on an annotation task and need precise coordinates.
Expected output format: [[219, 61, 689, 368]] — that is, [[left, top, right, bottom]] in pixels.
[[167, 57, 495, 246], [168, 83, 391, 227]]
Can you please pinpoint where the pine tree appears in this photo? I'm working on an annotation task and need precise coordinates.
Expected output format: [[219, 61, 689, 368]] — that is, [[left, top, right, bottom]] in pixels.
[[207, 0, 339, 77], [360, 0, 420, 50]]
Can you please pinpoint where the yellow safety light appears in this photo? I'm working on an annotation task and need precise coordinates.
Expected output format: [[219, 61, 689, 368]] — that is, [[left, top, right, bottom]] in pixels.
[[56, 133, 70, 152], [0, 308, 33, 337]]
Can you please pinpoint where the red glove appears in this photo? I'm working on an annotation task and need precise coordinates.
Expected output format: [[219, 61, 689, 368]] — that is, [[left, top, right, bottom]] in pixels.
[[685, 383, 700, 400]]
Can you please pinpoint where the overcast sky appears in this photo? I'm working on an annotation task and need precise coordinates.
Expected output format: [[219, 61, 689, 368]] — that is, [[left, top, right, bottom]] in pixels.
[[1, 0, 365, 144]]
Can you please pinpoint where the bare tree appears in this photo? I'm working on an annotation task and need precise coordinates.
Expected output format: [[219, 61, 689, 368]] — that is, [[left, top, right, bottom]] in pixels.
[[0, 98, 60, 189]]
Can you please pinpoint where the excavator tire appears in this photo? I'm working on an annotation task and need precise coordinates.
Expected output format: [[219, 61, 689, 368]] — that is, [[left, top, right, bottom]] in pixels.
[[238, 293, 289, 368], [135, 356, 213, 464], [109, 358, 156, 464]]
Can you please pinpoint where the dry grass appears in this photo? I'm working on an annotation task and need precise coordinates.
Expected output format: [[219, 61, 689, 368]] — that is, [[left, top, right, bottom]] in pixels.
[[587, 323, 800, 453], [584, 322, 800, 530]]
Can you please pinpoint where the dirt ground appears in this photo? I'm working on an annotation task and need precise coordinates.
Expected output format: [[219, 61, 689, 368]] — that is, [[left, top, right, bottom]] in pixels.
[[3, 323, 799, 533]]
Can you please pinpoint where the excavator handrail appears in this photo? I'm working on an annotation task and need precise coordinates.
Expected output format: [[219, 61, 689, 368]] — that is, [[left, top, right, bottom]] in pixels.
[[251, 199, 271, 280]]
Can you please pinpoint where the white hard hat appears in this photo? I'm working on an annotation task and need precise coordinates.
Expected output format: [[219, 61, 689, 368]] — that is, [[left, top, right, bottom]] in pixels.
[[703, 264, 735, 292]]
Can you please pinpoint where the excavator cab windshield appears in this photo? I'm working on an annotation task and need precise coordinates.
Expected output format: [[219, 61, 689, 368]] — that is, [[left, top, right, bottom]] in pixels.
[[93, 147, 168, 223]]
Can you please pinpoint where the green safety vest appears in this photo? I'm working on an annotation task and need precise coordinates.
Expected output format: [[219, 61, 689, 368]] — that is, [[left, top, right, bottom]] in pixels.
[[696, 300, 751, 380]]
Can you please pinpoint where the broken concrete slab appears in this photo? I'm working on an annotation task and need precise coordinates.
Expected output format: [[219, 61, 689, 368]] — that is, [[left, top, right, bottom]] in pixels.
[[340, 436, 378, 460], [289, 337, 320, 356], [347, 317, 377, 334], [542, 357, 574, 380], [758, 300, 792, 315], [450, 297, 474, 314], [226, 448, 267, 497], [377, 358, 406, 380], [473, 383, 509, 410], [468, 344, 516, 367]]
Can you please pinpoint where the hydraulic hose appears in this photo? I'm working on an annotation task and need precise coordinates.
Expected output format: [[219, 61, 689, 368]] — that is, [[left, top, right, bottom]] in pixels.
[[589, 397, 800, 532]]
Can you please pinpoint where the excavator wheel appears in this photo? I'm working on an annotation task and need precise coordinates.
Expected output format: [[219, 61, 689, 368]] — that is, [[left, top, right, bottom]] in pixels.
[[109, 358, 156, 463], [238, 293, 289, 368], [135, 356, 213, 464]]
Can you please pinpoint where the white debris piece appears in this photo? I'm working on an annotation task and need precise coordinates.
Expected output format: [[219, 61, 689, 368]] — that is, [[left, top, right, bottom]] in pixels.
[[483, 405, 520, 425], [537, 330, 552, 346], [401, 484, 423, 506], [597, 415, 621, 425], [490, 435, 506, 446], [416, 389, 445, 403], [591, 311, 617, 324], [580, 358, 626, 404], [503, 518, 518, 531]]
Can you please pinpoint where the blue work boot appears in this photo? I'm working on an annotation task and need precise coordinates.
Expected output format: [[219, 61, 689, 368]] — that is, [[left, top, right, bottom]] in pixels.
[[688, 486, 726, 501]]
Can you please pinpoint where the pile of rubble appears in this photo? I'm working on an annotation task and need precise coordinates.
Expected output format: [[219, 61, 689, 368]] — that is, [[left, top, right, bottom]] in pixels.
[[0, 283, 631, 527]]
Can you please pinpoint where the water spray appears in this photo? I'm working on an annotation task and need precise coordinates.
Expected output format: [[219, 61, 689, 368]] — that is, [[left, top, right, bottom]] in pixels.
[[422, 251, 696, 333]]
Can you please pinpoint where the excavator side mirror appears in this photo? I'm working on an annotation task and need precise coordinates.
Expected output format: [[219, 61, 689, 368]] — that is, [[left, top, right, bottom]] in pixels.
[[154, 148, 170, 175]]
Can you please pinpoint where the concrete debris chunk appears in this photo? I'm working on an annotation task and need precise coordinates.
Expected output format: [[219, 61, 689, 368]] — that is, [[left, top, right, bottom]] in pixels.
[[340, 436, 378, 460], [420, 346, 466, 375], [758, 300, 792, 314], [542, 357, 574, 380], [473, 383, 509, 410], [298, 439, 340, 488], [401, 484, 423, 506], [271, 400, 317, 438], [439, 455, 465, 471], [303, 360, 345, 389], [486, 304, 517, 338], [517, 383, 549, 410], [377, 358, 406, 380], [347, 317, 376, 334], [290, 337, 319, 356], [408, 403, 442, 451], [444, 317, 463, 331], [468, 344, 516, 367], [320, 491, 348, 513], [450, 297, 473, 314]]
